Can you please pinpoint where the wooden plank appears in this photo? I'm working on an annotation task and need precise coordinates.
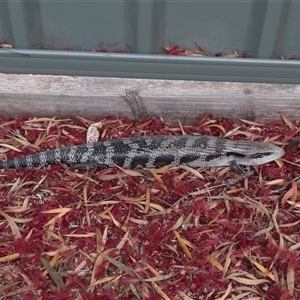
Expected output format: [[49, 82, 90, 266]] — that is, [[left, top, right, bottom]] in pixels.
[[0, 74, 299, 123]]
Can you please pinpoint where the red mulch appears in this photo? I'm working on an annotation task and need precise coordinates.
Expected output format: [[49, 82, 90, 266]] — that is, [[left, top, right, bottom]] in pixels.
[[0, 114, 299, 300]]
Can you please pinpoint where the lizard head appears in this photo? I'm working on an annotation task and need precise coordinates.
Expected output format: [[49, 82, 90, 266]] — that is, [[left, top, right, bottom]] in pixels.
[[244, 141, 284, 166]]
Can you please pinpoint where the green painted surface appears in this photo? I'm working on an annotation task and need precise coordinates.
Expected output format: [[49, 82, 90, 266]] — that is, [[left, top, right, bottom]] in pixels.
[[0, 0, 299, 83]]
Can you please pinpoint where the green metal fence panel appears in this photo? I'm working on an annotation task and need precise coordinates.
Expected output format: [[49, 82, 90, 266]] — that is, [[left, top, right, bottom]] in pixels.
[[0, 0, 299, 83]]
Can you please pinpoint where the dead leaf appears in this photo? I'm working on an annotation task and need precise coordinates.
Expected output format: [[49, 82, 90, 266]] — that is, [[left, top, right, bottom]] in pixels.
[[32, 175, 47, 192], [40, 257, 66, 290], [89, 275, 122, 287], [117, 194, 146, 202], [281, 181, 297, 206], [0, 143, 22, 152], [151, 281, 171, 300], [214, 282, 232, 300], [174, 230, 192, 259], [222, 244, 234, 278], [205, 254, 223, 271], [248, 257, 275, 281], [42, 208, 73, 227], [63, 233, 95, 238], [99, 250, 140, 278], [178, 165, 204, 179], [144, 273, 175, 282], [178, 119, 187, 135], [281, 113, 295, 129], [168, 216, 184, 231], [287, 261, 295, 295], [0, 282, 21, 293], [83, 181, 89, 204], [0, 253, 20, 263], [115, 164, 145, 177], [225, 274, 269, 285], [136, 118, 154, 129], [0, 43, 13, 49], [149, 169, 169, 193], [0, 210, 21, 239], [86, 121, 104, 143], [145, 188, 150, 213], [206, 124, 226, 134], [239, 119, 265, 127]]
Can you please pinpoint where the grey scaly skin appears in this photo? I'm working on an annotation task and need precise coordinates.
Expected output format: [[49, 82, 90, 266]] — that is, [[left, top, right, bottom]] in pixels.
[[0, 135, 284, 175]]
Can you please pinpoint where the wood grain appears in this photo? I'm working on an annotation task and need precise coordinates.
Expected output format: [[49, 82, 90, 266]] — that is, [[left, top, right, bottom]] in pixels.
[[0, 74, 299, 123]]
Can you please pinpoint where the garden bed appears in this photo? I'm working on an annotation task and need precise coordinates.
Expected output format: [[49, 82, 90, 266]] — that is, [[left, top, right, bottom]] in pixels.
[[0, 114, 298, 299]]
